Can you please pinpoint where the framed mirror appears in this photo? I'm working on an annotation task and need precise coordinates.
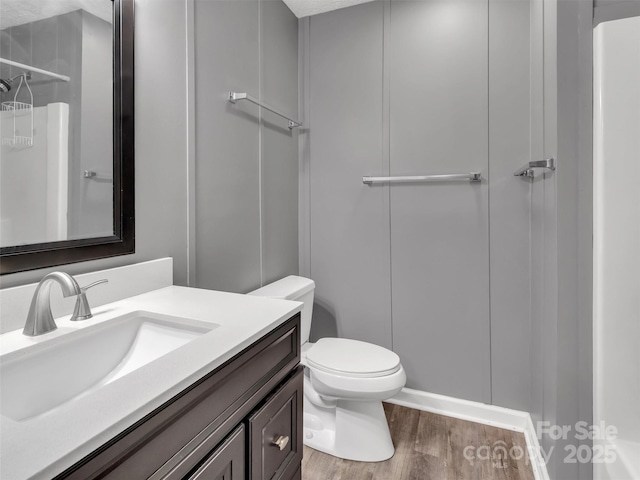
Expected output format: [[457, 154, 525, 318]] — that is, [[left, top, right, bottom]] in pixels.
[[0, 0, 134, 275]]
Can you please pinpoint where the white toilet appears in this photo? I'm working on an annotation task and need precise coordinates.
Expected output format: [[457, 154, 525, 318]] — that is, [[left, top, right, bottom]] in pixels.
[[249, 275, 406, 462]]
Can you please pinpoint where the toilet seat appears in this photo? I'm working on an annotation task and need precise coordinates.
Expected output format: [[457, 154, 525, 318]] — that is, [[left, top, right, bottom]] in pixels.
[[306, 338, 401, 378], [309, 361, 406, 401]]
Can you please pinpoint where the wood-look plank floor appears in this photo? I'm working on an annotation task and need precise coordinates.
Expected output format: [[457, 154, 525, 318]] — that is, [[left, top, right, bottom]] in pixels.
[[302, 403, 535, 480]]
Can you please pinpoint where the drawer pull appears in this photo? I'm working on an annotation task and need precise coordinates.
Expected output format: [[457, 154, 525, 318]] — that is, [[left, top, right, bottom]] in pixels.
[[272, 435, 289, 451]]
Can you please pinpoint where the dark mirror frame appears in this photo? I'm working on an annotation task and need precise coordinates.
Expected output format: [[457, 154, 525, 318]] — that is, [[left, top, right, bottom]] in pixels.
[[0, 0, 135, 275]]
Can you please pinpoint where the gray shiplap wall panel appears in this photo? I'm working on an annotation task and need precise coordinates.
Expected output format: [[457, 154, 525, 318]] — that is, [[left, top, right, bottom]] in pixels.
[[529, 0, 545, 429], [308, 2, 393, 348], [194, 0, 261, 293], [488, 0, 533, 411], [193, 0, 299, 293], [594, 0, 640, 24], [388, 0, 490, 402], [261, 0, 300, 285]]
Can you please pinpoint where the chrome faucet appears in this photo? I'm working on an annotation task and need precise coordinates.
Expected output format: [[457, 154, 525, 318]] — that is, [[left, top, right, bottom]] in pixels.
[[23, 272, 81, 336]]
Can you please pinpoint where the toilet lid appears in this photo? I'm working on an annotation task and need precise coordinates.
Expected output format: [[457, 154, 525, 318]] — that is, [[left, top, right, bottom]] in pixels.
[[306, 338, 401, 378]]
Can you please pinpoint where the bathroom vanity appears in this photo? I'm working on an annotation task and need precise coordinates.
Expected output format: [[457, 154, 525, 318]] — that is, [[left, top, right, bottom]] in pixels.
[[0, 284, 303, 480], [58, 314, 302, 480]]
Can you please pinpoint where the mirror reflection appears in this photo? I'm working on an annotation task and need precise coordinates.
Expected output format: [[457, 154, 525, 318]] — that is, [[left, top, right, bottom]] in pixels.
[[0, 0, 114, 248]]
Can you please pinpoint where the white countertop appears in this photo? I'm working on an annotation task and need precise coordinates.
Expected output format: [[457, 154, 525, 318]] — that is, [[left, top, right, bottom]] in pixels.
[[0, 286, 302, 480]]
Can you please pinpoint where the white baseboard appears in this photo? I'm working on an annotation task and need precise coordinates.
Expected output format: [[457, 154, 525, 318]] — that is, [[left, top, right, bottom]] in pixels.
[[524, 414, 551, 480], [387, 387, 550, 480]]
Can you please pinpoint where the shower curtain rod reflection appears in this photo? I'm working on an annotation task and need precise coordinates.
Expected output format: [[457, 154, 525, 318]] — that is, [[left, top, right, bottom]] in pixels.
[[0, 58, 71, 82]]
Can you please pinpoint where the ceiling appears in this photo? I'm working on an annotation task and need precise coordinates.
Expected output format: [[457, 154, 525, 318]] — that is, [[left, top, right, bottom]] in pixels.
[[1, 0, 112, 30], [282, 0, 377, 18]]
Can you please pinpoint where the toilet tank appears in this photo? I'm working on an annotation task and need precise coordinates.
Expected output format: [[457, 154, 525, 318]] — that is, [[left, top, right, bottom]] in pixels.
[[248, 276, 315, 345]]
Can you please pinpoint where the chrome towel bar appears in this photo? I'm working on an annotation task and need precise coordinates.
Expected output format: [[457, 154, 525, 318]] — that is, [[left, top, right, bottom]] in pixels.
[[228, 92, 301, 129], [514, 158, 555, 178], [363, 172, 482, 185]]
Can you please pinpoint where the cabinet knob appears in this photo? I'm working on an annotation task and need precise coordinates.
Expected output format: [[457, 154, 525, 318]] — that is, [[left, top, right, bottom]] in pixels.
[[272, 435, 289, 451]]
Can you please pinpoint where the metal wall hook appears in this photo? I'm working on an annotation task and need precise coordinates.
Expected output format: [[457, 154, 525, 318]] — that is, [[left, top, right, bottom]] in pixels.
[[514, 158, 556, 178]]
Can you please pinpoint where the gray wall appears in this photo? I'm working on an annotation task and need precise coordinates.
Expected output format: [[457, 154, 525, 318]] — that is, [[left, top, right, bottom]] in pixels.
[[261, 0, 300, 285], [193, 0, 261, 293], [388, 0, 490, 403], [302, 5, 597, 478], [302, 0, 538, 407], [531, 1, 597, 478], [488, 0, 535, 411], [304, 1, 392, 348], [192, 0, 299, 293], [594, 0, 640, 23], [530, 2, 564, 477], [550, 0, 595, 478]]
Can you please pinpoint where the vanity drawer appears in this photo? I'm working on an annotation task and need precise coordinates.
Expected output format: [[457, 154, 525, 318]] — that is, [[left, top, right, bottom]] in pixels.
[[186, 425, 244, 480], [248, 367, 303, 480]]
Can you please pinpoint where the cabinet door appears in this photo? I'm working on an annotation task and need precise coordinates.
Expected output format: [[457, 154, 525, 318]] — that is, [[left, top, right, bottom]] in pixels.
[[248, 367, 303, 480], [187, 425, 245, 480]]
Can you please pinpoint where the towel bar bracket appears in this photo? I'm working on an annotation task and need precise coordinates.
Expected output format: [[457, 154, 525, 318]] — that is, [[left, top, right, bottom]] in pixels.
[[514, 158, 556, 178]]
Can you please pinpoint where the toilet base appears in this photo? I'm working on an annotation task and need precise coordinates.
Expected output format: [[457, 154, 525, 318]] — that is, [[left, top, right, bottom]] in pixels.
[[303, 395, 395, 462]]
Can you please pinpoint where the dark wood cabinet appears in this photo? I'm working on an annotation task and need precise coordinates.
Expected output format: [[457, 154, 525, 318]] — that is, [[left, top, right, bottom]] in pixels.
[[55, 314, 302, 480], [186, 425, 245, 480], [248, 368, 303, 480]]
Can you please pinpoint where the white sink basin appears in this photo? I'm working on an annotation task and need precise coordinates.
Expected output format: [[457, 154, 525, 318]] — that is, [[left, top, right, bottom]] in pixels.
[[0, 311, 218, 421]]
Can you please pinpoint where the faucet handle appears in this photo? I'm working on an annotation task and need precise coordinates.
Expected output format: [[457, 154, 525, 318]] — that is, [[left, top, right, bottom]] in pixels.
[[71, 279, 109, 321], [80, 279, 109, 293]]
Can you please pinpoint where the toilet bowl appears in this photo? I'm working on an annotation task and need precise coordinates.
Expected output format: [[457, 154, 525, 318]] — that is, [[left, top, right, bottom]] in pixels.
[[249, 276, 406, 462]]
